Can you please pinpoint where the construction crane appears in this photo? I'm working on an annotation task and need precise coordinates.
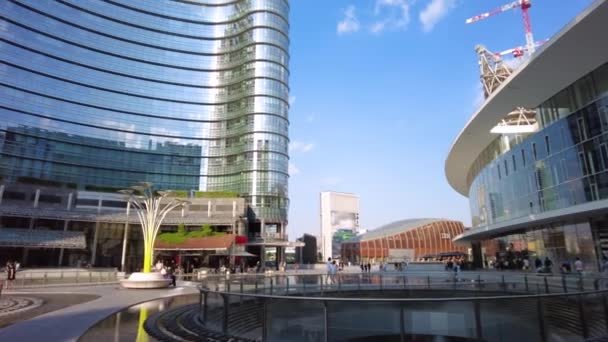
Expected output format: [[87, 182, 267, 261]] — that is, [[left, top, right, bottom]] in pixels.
[[476, 44, 537, 134], [494, 38, 548, 59], [466, 0, 536, 56]]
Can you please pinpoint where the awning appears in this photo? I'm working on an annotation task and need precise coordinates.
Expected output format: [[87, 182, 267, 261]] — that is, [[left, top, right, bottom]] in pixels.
[[0, 228, 86, 249]]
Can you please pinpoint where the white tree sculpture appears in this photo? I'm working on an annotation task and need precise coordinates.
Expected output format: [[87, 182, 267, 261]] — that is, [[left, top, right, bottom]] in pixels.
[[120, 182, 188, 273]]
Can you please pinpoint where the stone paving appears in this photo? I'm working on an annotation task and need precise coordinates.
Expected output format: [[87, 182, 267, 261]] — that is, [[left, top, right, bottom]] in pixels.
[[0, 296, 43, 316]]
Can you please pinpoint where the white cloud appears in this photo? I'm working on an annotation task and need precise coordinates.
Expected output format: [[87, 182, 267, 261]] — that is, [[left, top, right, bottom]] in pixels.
[[289, 141, 315, 153], [371, 0, 410, 33], [337, 5, 360, 34], [289, 162, 300, 176], [419, 0, 456, 32], [289, 95, 296, 106], [370, 21, 387, 33]]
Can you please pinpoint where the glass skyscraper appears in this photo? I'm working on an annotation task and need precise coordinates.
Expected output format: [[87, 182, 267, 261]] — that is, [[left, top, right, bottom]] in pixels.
[[0, 0, 290, 224]]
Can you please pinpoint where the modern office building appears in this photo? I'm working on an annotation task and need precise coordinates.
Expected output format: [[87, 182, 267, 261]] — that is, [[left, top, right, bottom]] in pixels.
[[0, 0, 291, 268], [320, 191, 359, 260], [341, 219, 466, 263], [446, 0, 608, 271]]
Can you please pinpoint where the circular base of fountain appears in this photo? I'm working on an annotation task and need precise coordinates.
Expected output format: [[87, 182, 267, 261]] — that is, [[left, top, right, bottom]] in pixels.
[[120, 272, 171, 289]]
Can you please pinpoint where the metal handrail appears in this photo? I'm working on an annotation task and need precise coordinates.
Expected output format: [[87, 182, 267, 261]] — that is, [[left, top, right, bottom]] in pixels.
[[201, 286, 608, 302], [196, 272, 608, 341], [198, 272, 608, 298]]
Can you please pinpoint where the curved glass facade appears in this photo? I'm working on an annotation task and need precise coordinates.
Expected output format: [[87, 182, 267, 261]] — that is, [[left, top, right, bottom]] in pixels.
[[0, 0, 290, 222], [469, 63, 608, 228]]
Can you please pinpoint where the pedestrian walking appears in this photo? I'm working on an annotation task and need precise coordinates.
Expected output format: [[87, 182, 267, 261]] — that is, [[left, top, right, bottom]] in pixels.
[[5, 261, 16, 289], [574, 257, 583, 273], [367, 262, 371, 273], [523, 258, 530, 271]]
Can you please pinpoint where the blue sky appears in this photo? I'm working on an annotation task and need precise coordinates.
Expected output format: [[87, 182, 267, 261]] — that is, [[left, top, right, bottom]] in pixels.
[[286, 0, 594, 239]]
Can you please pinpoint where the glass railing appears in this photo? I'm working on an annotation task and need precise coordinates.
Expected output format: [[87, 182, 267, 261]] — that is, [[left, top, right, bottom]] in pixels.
[[198, 272, 608, 342]]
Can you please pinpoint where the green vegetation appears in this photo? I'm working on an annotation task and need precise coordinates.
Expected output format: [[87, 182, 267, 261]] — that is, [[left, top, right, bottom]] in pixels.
[[194, 191, 238, 198], [171, 190, 189, 198], [156, 224, 225, 244]]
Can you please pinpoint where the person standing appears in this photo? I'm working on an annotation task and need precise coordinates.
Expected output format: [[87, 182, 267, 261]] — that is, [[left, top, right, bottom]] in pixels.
[[367, 262, 371, 273], [574, 257, 583, 274], [535, 257, 542, 272], [523, 258, 530, 271], [544, 257, 553, 273], [326, 258, 333, 284], [5, 261, 16, 289], [169, 267, 177, 287]]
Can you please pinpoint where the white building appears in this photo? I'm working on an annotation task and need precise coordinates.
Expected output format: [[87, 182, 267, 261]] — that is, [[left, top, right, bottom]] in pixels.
[[320, 192, 360, 260]]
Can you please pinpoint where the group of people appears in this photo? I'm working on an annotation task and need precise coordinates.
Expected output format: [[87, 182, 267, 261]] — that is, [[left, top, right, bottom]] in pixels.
[[487, 255, 587, 274], [4, 260, 19, 289], [445, 259, 462, 273], [155, 260, 178, 287], [326, 258, 339, 283], [359, 262, 372, 273]]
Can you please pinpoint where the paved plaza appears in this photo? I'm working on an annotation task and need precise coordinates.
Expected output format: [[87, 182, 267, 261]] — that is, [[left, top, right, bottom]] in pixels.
[[0, 283, 198, 341]]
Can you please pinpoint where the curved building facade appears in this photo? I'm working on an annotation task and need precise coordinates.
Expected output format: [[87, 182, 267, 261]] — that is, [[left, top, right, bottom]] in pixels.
[[446, 0, 608, 271], [341, 219, 466, 263], [0, 0, 290, 223]]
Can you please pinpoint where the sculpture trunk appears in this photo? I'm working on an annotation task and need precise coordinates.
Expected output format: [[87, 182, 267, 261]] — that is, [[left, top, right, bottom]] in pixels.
[[143, 243, 152, 273]]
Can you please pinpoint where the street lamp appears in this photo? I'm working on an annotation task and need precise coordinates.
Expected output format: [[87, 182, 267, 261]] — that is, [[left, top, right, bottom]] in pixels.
[[120, 182, 188, 273]]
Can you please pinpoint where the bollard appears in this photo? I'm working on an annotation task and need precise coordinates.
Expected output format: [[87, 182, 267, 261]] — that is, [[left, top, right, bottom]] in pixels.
[[544, 276, 549, 294]]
